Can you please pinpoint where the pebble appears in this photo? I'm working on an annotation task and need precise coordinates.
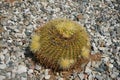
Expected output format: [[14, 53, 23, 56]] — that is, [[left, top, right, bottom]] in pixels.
[[57, 77, 64, 80], [20, 72, 27, 78], [39, 74, 44, 80], [78, 73, 84, 80], [95, 74, 103, 80], [85, 67, 92, 74], [44, 75, 51, 79], [44, 69, 51, 79], [0, 64, 6, 69], [12, 69, 16, 78], [21, 77, 27, 80], [108, 63, 113, 69], [88, 74, 93, 80], [17, 65, 27, 74], [2, 49, 8, 54], [35, 64, 41, 70], [102, 55, 109, 63], [28, 69, 33, 74], [6, 72, 11, 79], [0, 54, 5, 61], [111, 72, 119, 79], [0, 75, 6, 80]]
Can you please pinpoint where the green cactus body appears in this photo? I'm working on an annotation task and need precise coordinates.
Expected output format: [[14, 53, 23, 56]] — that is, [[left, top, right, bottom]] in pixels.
[[30, 19, 90, 71]]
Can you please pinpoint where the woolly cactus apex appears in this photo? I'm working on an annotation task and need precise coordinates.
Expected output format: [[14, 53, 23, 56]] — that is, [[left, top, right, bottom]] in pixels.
[[55, 20, 78, 38], [30, 19, 91, 71]]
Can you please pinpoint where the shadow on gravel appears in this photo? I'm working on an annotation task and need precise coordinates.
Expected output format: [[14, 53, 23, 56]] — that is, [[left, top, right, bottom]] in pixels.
[[24, 47, 38, 63]]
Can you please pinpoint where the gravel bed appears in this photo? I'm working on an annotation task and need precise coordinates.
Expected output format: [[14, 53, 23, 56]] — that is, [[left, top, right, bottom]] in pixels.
[[0, 0, 120, 80]]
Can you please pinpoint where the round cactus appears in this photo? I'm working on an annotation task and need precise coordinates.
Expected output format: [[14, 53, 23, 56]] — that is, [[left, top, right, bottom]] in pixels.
[[30, 19, 91, 71]]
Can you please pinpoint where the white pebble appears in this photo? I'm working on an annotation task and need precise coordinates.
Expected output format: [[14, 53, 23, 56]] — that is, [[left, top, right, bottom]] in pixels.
[[2, 49, 8, 54], [0, 54, 5, 61], [6, 72, 11, 79], [0, 75, 6, 80], [88, 74, 93, 80], [28, 69, 33, 74], [92, 43, 98, 52], [87, 61, 92, 67], [78, 73, 84, 80], [39, 74, 44, 80], [104, 57, 109, 62], [21, 77, 27, 80], [44, 69, 49, 75], [7, 39, 13, 43], [49, 0, 54, 3], [35, 65, 41, 70], [108, 63, 113, 68], [0, 64, 6, 69], [12, 69, 16, 78], [54, 8, 60, 12], [110, 59, 114, 63], [17, 65, 27, 74], [44, 75, 51, 80], [58, 78, 64, 80], [85, 67, 92, 74]]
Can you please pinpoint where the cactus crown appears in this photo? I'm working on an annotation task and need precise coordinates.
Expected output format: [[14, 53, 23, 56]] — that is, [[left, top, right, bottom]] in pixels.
[[30, 18, 90, 71], [55, 19, 78, 38]]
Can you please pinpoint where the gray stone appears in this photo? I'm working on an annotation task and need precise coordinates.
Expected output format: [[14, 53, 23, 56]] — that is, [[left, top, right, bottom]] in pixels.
[[95, 74, 103, 80]]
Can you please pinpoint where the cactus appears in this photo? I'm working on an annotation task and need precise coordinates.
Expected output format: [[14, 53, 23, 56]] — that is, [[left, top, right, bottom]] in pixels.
[[30, 19, 91, 71]]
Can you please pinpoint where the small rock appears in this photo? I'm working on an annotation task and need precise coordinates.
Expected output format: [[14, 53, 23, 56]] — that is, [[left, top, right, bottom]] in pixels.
[[58, 77, 64, 80], [39, 74, 44, 80], [44, 75, 51, 80], [95, 74, 103, 80], [12, 69, 16, 78], [85, 67, 92, 74], [2, 49, 8, 54], [103, 56, 109, 63], [0, 54, 5, 61], [25, 30, 31, 36], [0, 75, 6, 80], [35, 64, 41, 70], [8, 61, 14, 67], [17, 65, 27, 74], [78, 73, 84, 80], [28, 69, 33, 74], [111, 73, 118, 79], [44, 69, 49, 75], [49, 0, 54, 3], [6, 72, 11, 79], [108, 63, 113, 69], [88, 74, 93, 80], [92, 42, 98, 52], [99, 63, 108, 71], [20, 72, 27, 78], [95, 68, 104, 73], [21, 77, 27, 80], [77, 13, 83, 20], [0, 64, 6, 69]]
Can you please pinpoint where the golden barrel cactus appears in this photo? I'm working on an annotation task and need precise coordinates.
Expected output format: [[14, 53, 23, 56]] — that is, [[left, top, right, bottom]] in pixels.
[[30, 19, 91, 71]]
